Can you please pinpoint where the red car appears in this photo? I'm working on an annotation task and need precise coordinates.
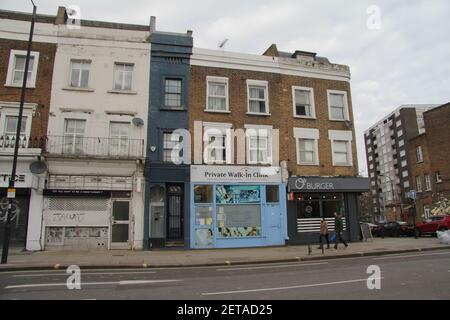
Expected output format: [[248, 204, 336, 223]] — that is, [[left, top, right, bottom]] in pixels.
[[415, 215, 450, 237]]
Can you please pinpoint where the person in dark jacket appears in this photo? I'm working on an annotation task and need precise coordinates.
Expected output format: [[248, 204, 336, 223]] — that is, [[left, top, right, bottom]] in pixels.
[[334, 212, 348, 249]]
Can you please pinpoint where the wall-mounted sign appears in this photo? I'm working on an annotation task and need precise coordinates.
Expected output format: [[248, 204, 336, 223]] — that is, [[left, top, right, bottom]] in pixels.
[[288, 176, 369, 192], [191, 165, 281, 184], [43, 189, 112, 197]]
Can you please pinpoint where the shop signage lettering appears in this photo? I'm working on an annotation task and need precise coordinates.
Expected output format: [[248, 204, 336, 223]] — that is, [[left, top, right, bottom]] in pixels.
[[191, 165, 281, 183], [0, 173, 29, 188], [295, 178, 334, 190], [43, 189, 111, 197], [288, 176, 370, 192], [52, 212, 85, 223]]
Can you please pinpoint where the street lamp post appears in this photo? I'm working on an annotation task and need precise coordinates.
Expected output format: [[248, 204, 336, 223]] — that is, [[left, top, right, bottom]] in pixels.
[[1, 1, 36, 264]]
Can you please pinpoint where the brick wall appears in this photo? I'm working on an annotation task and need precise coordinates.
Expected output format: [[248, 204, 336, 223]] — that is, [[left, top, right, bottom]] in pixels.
[[0, 38, 56, 139], [189, 65, 358, 177]]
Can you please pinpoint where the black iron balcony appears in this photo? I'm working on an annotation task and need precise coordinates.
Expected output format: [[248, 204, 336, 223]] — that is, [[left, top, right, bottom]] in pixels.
[[45, 135, 144, 159]]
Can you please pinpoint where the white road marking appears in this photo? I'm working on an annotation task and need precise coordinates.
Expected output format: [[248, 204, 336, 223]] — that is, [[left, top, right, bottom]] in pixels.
[[216, 262, 328, 271], [373, 251, 450, 260], [5, 279, 182, 290], [202, 277, 384, 296], [13, 271, 157, 278]]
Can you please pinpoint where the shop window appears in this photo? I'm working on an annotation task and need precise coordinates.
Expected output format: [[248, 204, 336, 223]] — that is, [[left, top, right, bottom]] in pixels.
[[266, 185, 279, 203], [321, 193, 344, 219], [216, 185, 260, 204], [194, 185, 213, 203], [45, 227, 64, 245], [296, 197, 320, 219], [217, 204, 261, 238]]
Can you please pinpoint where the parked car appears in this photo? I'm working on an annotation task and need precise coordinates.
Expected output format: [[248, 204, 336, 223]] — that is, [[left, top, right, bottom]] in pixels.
[[379, 221, 415, 237], [415, 215, 450, 237]]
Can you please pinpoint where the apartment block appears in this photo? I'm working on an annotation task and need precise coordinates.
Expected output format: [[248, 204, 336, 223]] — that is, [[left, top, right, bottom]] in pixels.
[[364, 104, 439, 222]]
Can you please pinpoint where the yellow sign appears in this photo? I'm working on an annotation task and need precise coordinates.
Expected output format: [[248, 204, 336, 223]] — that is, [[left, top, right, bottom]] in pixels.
[[7, 188, 16, 199]]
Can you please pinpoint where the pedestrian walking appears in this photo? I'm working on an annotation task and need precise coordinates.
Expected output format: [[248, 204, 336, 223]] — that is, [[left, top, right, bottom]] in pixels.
[[318, 218, 330, 249], [334, 212, 348, 249]]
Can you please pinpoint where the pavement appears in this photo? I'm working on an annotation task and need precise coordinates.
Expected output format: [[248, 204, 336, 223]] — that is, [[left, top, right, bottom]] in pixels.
[[1, 249, 449, 299], [1, 237, 449, 271]]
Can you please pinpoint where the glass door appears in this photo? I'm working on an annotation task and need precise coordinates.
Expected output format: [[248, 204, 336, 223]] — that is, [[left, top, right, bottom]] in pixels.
[[110, 200, 131, 249]]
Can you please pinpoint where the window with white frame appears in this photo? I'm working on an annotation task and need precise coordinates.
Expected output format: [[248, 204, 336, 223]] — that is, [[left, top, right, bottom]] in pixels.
[[425, 174, 432, 191], [329, 130, 353, 166], [436, 171, 442, 183], [424, 206, 431, 220], [398, 140, 404, 147], [109, 122, 130, 156], [292, 86, 315, 118], [206, 77, 228, 112], [63, 119, 86, 154], [404, 181, 410, 188], [327, 90, 349, 121], [415, 176, 422, 192], [113, 63, 133, 91], [247, 80, 269, 115], [401, 160, 407, 167], [4, 116, 27, 137], [6, 50, 39, 87], [396, 120, 402, 127], [164, 78, 182, 109], [397, 129, 403, 137], [416, 146, 423, 162], [70, 60, 91, 88], [163, 132, 183, 163], [400, 150, 406, 157], [203, 124, 231, 164], [402, 170, 408, 178], [294, 128, 319, 165], [245, 126, 272, 165]]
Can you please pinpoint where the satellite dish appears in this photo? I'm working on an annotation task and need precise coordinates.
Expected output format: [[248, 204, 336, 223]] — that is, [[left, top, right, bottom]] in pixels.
[[29, 160, 48, 174], [132, 117, 144, 127]]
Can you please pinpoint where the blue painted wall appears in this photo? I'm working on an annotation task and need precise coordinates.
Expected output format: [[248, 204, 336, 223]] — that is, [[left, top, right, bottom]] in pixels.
[[144, 31, 193, 249]]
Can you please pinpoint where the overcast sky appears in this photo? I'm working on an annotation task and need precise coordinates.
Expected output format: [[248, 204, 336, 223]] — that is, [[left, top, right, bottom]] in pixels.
[[2, 0, 449, 175]]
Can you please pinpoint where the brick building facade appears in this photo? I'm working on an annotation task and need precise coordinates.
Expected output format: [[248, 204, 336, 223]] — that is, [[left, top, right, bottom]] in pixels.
[[0, 10, 57, 248], [188, 46, 368, 247], [408, 103, 450, 221]]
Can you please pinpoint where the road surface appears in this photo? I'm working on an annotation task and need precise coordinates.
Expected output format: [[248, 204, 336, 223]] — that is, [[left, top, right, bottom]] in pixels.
[[0, 250, 449, 300]]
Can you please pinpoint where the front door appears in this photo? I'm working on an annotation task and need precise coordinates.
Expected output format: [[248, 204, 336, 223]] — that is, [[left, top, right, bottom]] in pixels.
[[266, 204, 283, 246], [110, 200, 131, 249], [166, 185, 184, 242]]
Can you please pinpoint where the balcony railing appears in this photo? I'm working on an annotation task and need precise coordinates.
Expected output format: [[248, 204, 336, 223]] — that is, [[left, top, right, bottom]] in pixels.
[[45, 135, 144, 159], [0, 135, 45, 150]]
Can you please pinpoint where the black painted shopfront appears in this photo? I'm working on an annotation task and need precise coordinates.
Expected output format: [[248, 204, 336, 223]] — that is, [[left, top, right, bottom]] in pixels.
[[286, 176, 369, 245]]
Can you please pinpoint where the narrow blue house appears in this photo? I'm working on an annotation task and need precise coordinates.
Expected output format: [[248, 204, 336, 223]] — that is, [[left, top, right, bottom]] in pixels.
[[144, 30, 193, 249]]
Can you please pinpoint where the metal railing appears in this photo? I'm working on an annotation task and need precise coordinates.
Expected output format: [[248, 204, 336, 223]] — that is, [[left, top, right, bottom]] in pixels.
[[45, 135, 144, 159], [0, 135, 45, 150]]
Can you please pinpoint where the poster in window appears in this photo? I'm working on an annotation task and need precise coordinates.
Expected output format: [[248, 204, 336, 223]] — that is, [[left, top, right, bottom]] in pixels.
[[216, 185, 260, 204]]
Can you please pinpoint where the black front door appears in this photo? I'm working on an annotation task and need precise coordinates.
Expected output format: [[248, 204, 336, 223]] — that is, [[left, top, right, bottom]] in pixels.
[[166, 184, 183, 241]]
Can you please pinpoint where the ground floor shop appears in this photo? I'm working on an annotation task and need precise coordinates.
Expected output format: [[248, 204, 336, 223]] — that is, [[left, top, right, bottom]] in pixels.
[[38, 159, 144, 251], [190, 165, 287, 249], [286, 176, 369, 245]]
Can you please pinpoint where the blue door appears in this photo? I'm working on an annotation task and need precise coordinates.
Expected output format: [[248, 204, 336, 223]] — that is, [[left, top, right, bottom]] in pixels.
[[266, 204, 283, 246]]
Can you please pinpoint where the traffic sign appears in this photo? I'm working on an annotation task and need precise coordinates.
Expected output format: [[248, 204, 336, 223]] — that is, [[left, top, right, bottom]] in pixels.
[[7, 188, 16, 199], [408, 190, 417, 200]]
